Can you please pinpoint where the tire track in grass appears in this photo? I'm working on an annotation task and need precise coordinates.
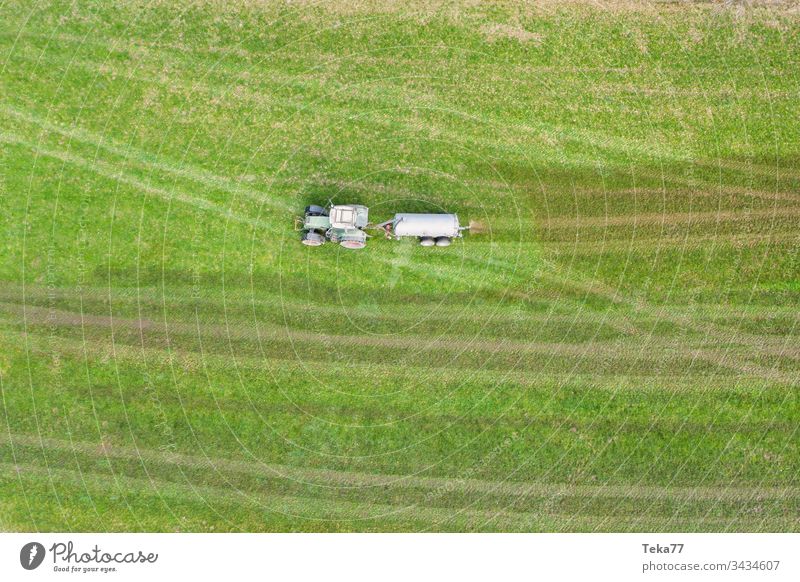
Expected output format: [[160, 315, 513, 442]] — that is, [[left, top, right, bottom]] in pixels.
[[5, 250, 795, 375], [15, 43, 798, 210], [4, 434, 797, 504], [0, 132, 283, 231], [696, 156, 800, 184], [7, 330, 800, 532], [8, 283, 795, 336], [566, 186, 800, 208], [9, 442, 796, 530], [0, 104, 295, 211], [475, 262, 796, 531], [537, 263, 799, 530], [624, 167, 800, 205], [13, 330, 800, 397], [8, 461, 791, 532], [542, 232, 800, 255], [0, 280, 645, 340], [540, 267, 799, 381], [2, 460, 505, 528], [9, 16, 799, 213], [541, 207, 800, 229], [5, 302, 798, 375], [1, 284, 628, 327]]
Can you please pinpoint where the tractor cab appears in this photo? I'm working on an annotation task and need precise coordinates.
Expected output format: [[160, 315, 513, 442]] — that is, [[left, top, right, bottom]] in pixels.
[[329, 205, 369, 229]]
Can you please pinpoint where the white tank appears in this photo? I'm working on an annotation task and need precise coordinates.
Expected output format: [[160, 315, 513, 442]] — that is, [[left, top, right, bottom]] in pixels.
[[393, 213, 460, 238]]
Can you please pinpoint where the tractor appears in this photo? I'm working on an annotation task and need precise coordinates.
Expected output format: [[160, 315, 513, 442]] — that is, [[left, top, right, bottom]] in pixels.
[[299, 203, 369, 249]]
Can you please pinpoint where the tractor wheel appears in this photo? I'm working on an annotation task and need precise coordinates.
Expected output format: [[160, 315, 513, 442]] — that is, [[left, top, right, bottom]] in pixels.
[[304, 205, 327, 217], [301, 231, 325, 246], [435, 236, 451, 247], [340, 239, 366, 249], [419, 237, 435, 247]]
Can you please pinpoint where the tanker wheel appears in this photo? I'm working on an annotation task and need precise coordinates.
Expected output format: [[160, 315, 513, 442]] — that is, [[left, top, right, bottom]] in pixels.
[[419, 237, 435, 247], [304, 204, 328, 217], [435, 236, 451, 247], [301, 231, 325, 246], [340, 240, 366, 249]]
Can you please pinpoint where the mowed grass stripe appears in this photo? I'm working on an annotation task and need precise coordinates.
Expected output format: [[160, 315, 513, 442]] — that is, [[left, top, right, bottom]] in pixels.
[[6, 433, 796, 503], [6, 446, 798, 527], [0, 296, 646, 344], [541, 208, 800, 229], [2, 461, 504, 528], [7, 305, 798, 390], [0, 132, 287, 228], [7, 302, 799, 372], [9, 38, 798, 209], [1, 104, 295, 210], [3, 284, 638, 327], [6, 462, 793, 532], [5, 343, 795, 491], [542, 232, 800, 255], [5, 442, 799, 531], [18, 331, 800, 398], [6, 283, 797, 327], [10, 333, 798, 452], [7, 300, 799, 377]]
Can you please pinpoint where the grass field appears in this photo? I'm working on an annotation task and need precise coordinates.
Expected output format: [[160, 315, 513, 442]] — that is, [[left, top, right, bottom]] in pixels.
[[0, 0, 798, 532]]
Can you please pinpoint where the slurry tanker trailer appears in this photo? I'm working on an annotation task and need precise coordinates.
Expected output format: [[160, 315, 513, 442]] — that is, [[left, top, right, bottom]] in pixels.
[[298, 203, 468, 249], [377, 212, 465, 247]]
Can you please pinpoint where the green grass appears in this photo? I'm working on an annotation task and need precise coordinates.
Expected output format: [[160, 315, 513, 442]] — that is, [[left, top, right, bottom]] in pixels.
[[0, 0, 798, 532]]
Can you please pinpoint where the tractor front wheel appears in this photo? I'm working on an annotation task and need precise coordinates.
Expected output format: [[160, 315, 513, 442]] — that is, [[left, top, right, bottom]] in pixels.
[[340, 240, 366, 249], [304, 205, 327, 217]]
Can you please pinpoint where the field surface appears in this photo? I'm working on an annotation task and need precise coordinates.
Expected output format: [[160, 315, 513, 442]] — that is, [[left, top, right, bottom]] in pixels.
[[1, 0, 799, 532]]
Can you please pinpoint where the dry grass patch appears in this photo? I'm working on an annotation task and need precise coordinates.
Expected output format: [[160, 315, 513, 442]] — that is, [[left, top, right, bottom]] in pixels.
[[480, 23, 543, 44]]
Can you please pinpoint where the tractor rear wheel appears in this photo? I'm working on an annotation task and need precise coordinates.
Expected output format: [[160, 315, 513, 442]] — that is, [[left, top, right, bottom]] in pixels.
[[301, 231, 325, 246]]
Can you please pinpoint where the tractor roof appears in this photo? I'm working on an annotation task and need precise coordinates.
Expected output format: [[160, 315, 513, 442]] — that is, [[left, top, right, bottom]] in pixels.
[[329, 205, 368, 229]]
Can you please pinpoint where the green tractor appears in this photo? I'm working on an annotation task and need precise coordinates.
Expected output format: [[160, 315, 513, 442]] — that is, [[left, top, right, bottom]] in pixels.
[[300, 204, 369, 249]]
